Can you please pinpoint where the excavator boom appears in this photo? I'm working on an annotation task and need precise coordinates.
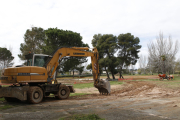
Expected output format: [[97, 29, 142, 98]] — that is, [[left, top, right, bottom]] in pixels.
[[44, 47, 110, 94]]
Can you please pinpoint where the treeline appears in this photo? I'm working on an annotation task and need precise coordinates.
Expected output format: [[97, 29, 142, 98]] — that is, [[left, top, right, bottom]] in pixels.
[[138, 32, 179, 75], [1, 27, 142, 79], [19, 27, 89, 77], [0, 47, 14, 69]]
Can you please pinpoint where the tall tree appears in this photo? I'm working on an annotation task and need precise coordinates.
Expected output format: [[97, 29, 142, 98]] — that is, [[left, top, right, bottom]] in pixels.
[[117, 33, 141, 78], [43, 28, 88, 54], [148, 32, 179, 74], [138, 55, 147, 74], [94, 34, 118, 79], [18, 27, 45, 60], [92, 34, 102, 47], [0, 47, 14, 69], [43, 28, 89, 77]]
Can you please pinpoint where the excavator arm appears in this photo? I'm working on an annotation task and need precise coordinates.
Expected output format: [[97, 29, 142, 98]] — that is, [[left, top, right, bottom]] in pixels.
[[44, 47, 110, 94]]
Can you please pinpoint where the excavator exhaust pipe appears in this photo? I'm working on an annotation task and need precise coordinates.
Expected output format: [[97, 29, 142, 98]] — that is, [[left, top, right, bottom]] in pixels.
[[95, 79, 111, 95]]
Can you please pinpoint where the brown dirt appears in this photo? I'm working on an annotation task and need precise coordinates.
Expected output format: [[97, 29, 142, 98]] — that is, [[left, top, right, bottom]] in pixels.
[[1, 78, 180, 120]]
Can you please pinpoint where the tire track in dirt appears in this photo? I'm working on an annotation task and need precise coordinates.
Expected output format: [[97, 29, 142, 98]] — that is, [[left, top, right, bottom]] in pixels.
[[111, 81, 156, 97], [68, 81, 156, 100]]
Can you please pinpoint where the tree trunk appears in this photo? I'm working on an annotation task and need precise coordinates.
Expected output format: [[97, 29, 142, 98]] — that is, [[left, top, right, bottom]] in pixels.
[[110, 68, 115, 79], [119, 67, 124, 79], [73, 70, 74, 78], [105, 67, 110, 79], [111, 72, 115, 79]]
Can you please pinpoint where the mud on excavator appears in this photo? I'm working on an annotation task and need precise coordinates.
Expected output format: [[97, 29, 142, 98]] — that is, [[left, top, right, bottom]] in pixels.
[[0, 47, 111, 104]]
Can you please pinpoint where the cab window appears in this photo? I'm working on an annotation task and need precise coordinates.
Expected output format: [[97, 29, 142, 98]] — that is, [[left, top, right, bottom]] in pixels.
[[34, 56, 48, 67]]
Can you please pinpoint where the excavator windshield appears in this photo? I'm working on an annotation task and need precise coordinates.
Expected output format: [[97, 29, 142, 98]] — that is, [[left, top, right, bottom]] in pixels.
[[34, 56, 48, 67], [25, 53, 49, 67]]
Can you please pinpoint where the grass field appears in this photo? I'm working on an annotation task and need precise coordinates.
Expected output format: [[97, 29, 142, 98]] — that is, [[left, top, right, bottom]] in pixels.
[[73, 81, 124, 89], [61, 74, 180, 90]]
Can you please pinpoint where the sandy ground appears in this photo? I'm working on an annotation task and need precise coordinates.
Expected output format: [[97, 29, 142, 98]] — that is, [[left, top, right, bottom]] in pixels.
[[1, 78, 180, 120]]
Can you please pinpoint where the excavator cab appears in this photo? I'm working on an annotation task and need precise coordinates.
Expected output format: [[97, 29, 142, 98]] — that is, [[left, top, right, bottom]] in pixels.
[[25, 53, 49, 67]]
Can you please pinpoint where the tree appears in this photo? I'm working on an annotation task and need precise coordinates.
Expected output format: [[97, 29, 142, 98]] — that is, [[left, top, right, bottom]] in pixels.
[[18, 27, 45, 60], [43, 28, 88, 54], [175, 59, 180, 73], [138, 55, 147, 74], [92, 34, 102, 47], [43, 28, 89, 77], [148, 32, 179, 74], [94, 34, 118, 79], [76, 64, 84, 75], [0, 47, 14, 69], [86, 63, 92, 71], [117, 33, 141, 78], [99, 58, 110, 79]]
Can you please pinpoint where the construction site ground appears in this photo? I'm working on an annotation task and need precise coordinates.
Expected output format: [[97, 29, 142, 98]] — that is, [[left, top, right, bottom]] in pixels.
[[1, 75, 180, 120]]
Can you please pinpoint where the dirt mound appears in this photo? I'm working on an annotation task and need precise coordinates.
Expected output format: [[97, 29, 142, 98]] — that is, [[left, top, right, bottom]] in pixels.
[[70, 81, 180, 100], [111, 81, 156, 97]]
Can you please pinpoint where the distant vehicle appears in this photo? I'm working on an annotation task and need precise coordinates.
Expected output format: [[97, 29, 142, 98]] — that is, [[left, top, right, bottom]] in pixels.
[[158, 74, 174, 81]]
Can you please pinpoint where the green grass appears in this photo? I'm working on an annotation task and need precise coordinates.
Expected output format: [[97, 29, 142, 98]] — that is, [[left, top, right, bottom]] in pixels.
[[0, 104, 13, 110], [109, 81, 123, 85], [59, 114, 105, 120], [0, 98, 5, 101], [0, 98, 17, 110], [73, 83, 94, 89], [2, 85, 10, 87], [73, 81, 123, 89], [70, 93, 90, 97], [152, 75, 180, 89]]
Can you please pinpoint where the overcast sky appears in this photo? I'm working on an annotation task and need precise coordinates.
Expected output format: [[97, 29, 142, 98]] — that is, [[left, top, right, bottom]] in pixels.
[[0, 0, 180, 68]]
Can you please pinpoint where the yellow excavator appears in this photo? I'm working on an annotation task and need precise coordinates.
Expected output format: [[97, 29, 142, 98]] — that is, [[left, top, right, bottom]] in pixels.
[[0, 47, 110, 104]]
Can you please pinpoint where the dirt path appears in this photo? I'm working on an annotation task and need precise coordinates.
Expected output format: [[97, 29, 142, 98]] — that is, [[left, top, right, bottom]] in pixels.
[[1, 81, 180, 120]]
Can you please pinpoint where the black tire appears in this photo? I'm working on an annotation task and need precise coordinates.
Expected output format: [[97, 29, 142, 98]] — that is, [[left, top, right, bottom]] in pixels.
[[27, 86, 43, 104], [159, 77, 163, 81], [168, 77, 171, 81], [55, 85, 70, 100]]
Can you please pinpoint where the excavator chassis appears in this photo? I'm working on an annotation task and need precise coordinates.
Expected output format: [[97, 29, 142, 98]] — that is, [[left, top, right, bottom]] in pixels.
[[0, 86, 29, 101], [0, 84, 75, 102]]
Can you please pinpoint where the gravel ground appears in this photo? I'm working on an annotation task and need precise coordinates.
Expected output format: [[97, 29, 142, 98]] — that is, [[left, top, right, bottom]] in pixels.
[[0, 81, 180, 120]]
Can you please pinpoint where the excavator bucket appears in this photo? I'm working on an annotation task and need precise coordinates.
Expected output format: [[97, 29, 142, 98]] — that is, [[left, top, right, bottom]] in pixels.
[[95, 79, 111, 95]]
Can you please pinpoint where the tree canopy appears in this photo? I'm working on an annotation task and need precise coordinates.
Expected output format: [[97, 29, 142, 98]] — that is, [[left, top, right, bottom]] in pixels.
[[91, 33, 141, 79], [0, 47, 14, 69], [93, 34, 118, 79], [147, 32, 179, 74], [18, 27, 45, 60], [42, 28, 88, 54], [117, 33, 141, 78], [42, 28, 89, 76]]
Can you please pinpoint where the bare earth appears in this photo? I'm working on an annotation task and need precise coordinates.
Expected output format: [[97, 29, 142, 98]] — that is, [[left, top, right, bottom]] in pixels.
[[0, 78, 180, 120]]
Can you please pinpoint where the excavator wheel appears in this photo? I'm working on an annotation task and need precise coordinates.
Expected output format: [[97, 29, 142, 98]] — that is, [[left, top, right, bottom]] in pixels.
[[27, 86, 43, 104], [55, 85, 70, 100]]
